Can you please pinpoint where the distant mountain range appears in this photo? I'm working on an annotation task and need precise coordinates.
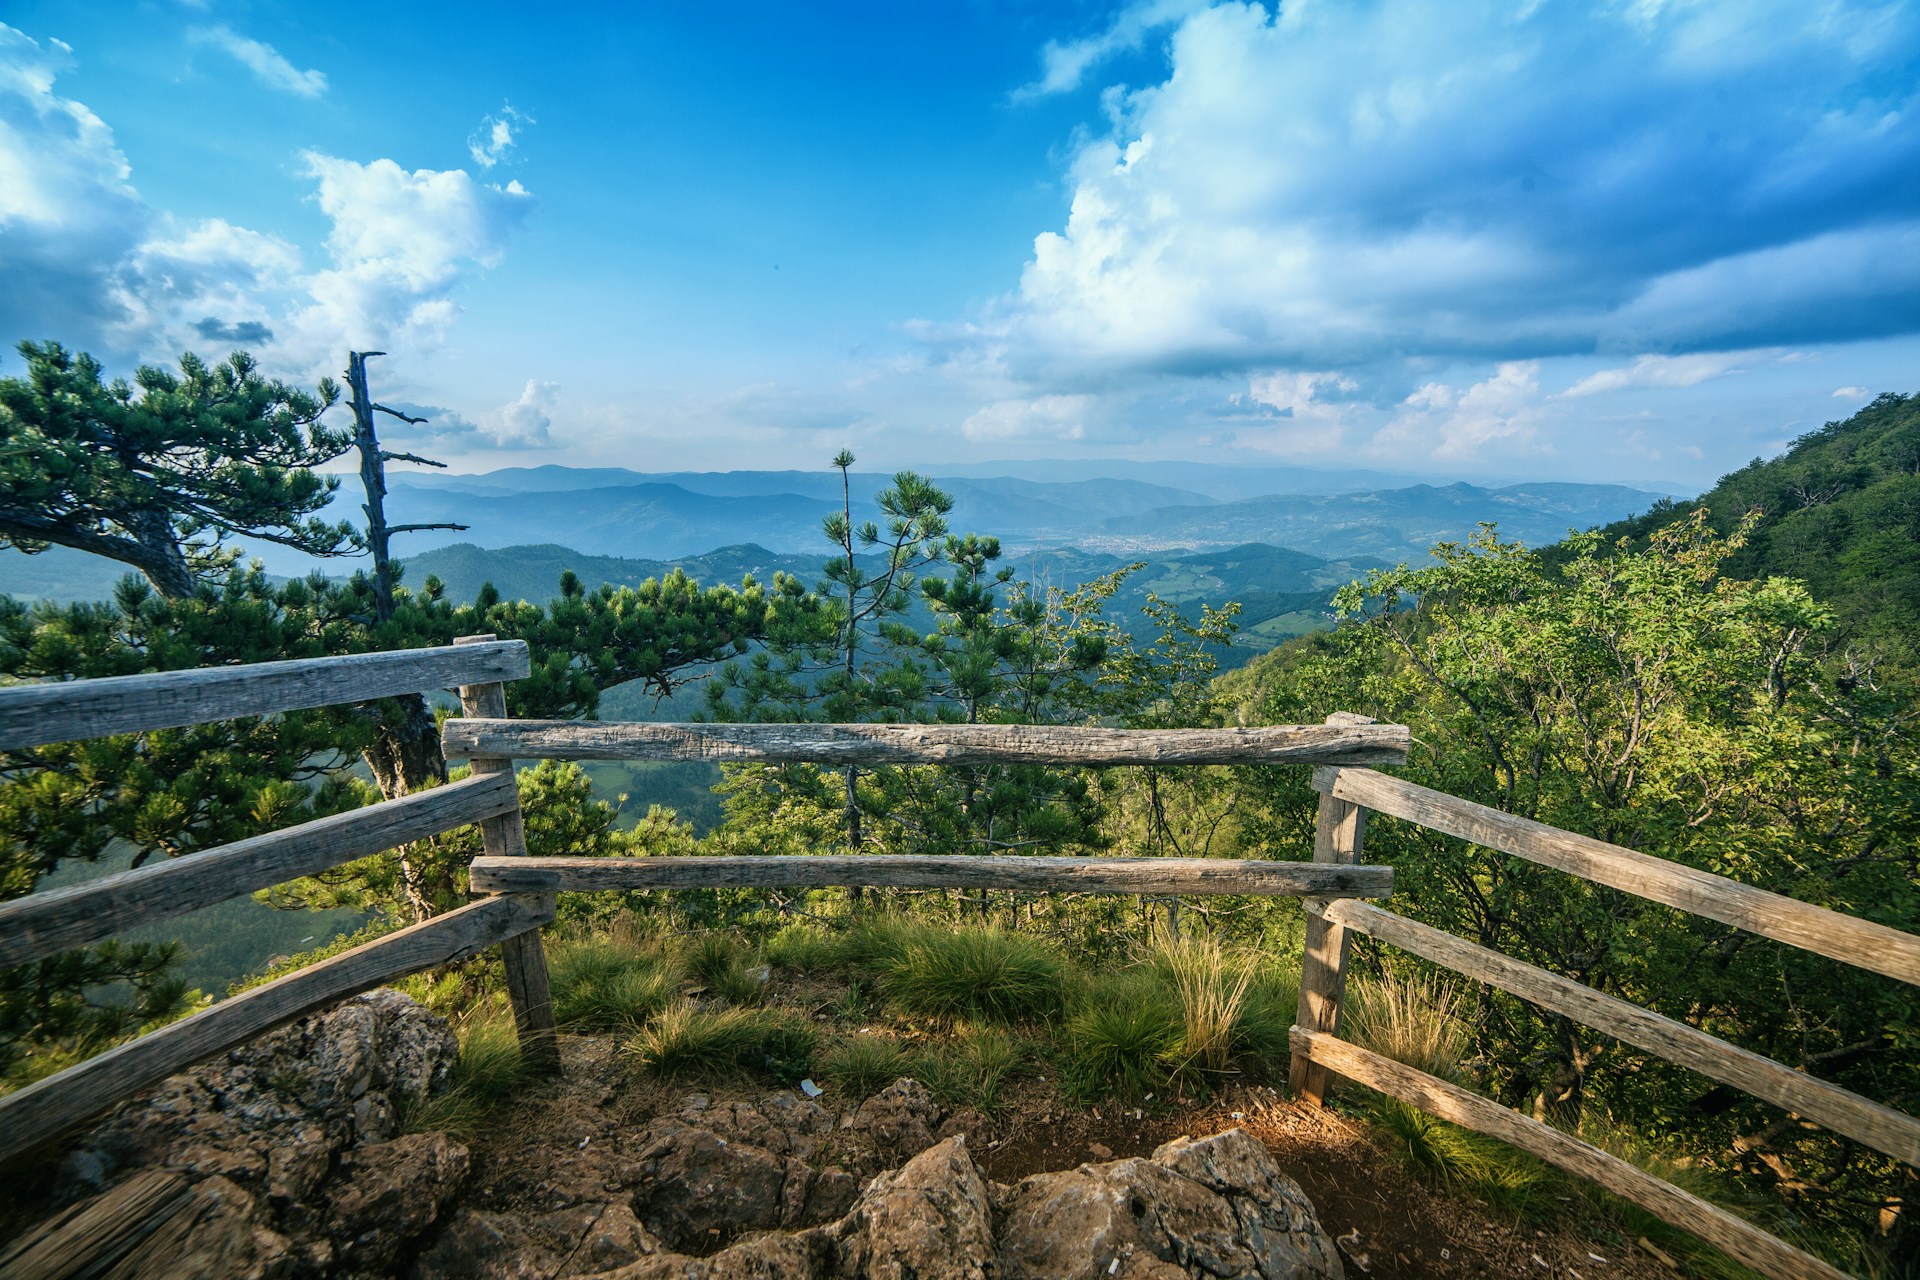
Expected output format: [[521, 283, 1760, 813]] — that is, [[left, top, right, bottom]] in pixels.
[[0, 460, 1680, 608]]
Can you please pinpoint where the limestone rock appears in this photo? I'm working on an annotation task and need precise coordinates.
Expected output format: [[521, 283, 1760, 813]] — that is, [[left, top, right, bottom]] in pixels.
[[835, 1136, 995, 1280], [839, 1077, 944, 1156], [325, 1131, 470, 1277], [628, 1117, 840, 1251], [998, 1128, 1342, 1280]]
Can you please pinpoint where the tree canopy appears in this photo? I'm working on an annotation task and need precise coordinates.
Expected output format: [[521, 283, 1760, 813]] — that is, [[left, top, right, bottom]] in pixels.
[[0, 341, 354, 598]]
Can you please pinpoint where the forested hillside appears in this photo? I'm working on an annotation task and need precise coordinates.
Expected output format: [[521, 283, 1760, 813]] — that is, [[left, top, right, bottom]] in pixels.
[[1599, 392, 1919, 669]]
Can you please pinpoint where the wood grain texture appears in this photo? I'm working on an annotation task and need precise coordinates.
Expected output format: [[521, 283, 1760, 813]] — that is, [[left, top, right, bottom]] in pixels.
[[1291, 712, 1373, 1105], [442, 719, 1411, 767], [0, 640, 531, 750], [0, 893, 553, 1166], [1315, 766, 1920, 988], [1290, 1029, 1853, 1280], [454, 637, 558, 1072], [0, 1169, 193, 1279], [1314, 897, 1920, 1169], [468, 854, 1394, 898], [0, 772, 519, 969]]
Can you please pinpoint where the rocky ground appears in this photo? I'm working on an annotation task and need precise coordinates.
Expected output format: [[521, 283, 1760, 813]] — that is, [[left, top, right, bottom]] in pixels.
[[1, 991, 1676, 1280]]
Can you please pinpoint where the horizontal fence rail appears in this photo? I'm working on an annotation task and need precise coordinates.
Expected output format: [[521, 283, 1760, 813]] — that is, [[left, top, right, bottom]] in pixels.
[[1289, 1028, 1849, 1280], [0, 640, 531, 750], [1309, 898, 1920, 1169], [443, 719, 1412, 768], [1314, 766, 1920, 989], [0, 893, 554, 1166], [470, 853, 1394, 898], [0, 772, 521, 971]]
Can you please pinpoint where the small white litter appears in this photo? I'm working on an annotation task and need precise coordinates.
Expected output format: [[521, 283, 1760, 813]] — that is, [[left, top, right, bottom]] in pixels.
[[799, 1078, 824, 1098]]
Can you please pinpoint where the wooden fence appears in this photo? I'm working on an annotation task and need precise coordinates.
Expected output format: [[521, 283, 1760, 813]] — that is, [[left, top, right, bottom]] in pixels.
[[0, 636, 554, 1166], [4, 650, 1913, 1280], [1286, 716, 1917, 1280]]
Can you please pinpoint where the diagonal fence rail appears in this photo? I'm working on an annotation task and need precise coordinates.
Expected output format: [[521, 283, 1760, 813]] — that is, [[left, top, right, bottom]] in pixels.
[[0, 639, 553, 1167], [1288, 719, 1918, 1280]]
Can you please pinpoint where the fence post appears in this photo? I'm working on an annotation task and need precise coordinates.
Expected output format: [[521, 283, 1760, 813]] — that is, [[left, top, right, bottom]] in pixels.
[[454, 634, 560, 1071], [1289, 712, 1373, 1105]]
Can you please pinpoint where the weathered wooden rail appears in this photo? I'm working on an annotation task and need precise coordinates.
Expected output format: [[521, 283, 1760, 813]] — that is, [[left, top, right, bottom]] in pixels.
[[0, 638, 555, 1166], [1286, 717, 1918, 1280], [5, 646, 1911, 1280]]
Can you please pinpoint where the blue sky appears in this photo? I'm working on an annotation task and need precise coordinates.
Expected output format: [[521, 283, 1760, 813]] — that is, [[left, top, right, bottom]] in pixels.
[[2, 1, 1916, 490]]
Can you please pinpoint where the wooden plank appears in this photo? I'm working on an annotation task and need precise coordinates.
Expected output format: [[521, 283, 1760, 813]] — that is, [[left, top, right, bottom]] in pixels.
[[455, 636, 558, 1073], [1292, 714, 1371, 1104], [0, 772, 520, 969], [0, 893, 552, 1166], [0, 641, 531, 750], [442, 719, 1411, 767], [0, 1169, 194, 1280], [1315, 766, 1920, 988], [1313, 897, 1920, 1169], [1290, 1029, 1853, 1280], [469, 853, 1392, 898]]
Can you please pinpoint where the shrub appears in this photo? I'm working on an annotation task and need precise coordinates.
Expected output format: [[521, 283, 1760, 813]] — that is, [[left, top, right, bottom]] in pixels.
[[883, 926, 1065, 1024]]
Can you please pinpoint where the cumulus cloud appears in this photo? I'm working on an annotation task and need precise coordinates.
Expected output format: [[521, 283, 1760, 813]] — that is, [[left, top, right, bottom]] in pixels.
[[468, 104, 530, 169], [0, 26, 534, 377], [1833, 386, 1871, 399], [990, 0, 1920, 383], [482, 379, 561, 447], [0, 26, 150, 343], [286, 153, 533, 357], [1234, 371, 1356, 454], [189, 24, 327, 98], [1374, 363, 1548, 462]]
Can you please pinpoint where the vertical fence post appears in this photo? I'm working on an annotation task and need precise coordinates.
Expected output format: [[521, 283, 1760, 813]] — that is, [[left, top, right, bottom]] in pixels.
[[1289, 712, 1374, 1105], [454, 634, 560, 1071]]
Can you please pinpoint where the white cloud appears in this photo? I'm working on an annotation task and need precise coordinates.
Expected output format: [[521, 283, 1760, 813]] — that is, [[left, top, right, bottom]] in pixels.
[[1832, 386, 1870, 398], [483, 379, 561, 446], [189, 24, 327, 98], [1373, 362, 1548, 461], [0, 26, 150, 342], [1015, 0, 1210, 100], [961, 394, 1092, 441], [0, 29, 533, 377], [986, 0, 1920, 384], [1560, 351, 1761, 398], [288, 153, 534, 357], [468, 104, 530, 169], [1235, 370, 1356, 455]]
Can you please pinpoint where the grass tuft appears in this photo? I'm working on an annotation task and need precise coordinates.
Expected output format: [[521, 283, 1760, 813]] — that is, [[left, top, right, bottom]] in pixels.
[[1346, 969, 1470, 1081], [626, 1000, 818, 1083], [400, 1013, 534, 1140], [918, 1026, 1023, 1111], [882, 925, 1065, 1024], [1154, 932, 1255, 1083], [764, 921, 861, 972], [549, 936, 679, 1030], [1062, 972, 1179, 1100], [819, 1034, 916, 1099]]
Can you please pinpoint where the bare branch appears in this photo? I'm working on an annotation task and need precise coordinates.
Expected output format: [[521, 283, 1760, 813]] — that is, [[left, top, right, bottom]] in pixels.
[[378, 450, 447, 468], [372, 403, 429, 426], [388, 522, 469, 535]]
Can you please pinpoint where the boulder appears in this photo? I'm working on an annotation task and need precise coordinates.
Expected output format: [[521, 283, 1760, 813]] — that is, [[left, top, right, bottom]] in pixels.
[[325, 1131, 470, 1277], [835, 1136, 995, 1280], [997, 1129, 1342, 1280]]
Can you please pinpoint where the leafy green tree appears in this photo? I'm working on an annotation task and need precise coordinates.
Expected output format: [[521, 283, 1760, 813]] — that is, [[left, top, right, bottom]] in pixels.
[[0, 341, 353, 598], [1240, 513, 1918, 1247]]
